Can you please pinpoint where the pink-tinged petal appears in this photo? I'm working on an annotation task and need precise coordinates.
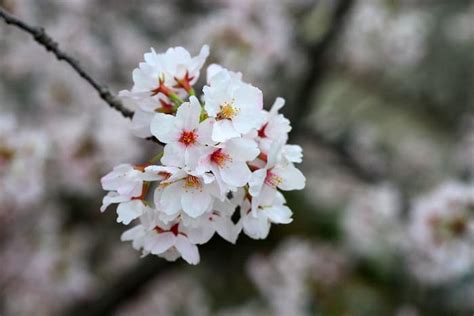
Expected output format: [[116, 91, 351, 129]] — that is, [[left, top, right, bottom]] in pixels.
[[220, 160, 251, 187], [248, 169, 267, 197], [225, 138, 259, 162], [161, 142, 186, 168], [145, 232, 176, 255], [150, 113, 180, 143], [159, 182, 183, 215], [242, 214, 270, 240], [262, 205, 293, 224], [273, 164, 306, 191], [175, 235, 200, 265], [212, 119, 240, 143], [175, 96, 201, 130], [116, 200, 147, 225], [181, 189, 212, 218]]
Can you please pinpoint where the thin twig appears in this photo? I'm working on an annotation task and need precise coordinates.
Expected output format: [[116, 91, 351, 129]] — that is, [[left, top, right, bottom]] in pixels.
[[0, 7, 134, 119]]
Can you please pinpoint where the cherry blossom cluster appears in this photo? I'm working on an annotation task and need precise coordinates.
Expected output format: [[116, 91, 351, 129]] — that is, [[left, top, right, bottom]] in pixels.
[[100, 45, 306, 264], [407, 181, 474, 284]]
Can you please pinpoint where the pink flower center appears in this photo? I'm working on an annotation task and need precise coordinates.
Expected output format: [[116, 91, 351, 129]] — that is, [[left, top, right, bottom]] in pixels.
[[154, 223, 182, 236], [210, 149, 231, 167], [179, 130, 197, 146], [258, 123, 268, 138], [264, 169, 282, 188]]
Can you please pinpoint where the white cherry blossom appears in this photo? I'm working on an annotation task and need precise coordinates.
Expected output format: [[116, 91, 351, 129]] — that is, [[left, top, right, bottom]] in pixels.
[[256, 97, 291, 152], [151, 166, 220, 218], [101, 46, 306, 265], [100, 163, 163, 212], [203, 67, 265, 142], [129, 45, 209, 97], [121, 211, 200, 265], [151, 96, 214, 169], [240, 191, 293, 240], [249, 139, 305, 213], [197, 137, 259, 194]]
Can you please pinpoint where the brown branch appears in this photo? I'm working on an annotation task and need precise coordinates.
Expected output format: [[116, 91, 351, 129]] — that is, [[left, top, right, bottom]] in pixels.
[[0, 7, 134, 119], [289, 0, 355, 133]]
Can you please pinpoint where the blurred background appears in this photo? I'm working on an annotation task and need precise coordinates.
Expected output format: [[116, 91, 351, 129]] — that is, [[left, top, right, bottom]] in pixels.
[[1, 0, 474, 315]]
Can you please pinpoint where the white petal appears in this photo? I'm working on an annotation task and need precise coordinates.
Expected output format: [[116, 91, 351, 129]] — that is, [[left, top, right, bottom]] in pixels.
[[197, 118, 215, 146], [184, 224, 214, 244], [274, 164, 306, 191], [212, 119, 240, 143], [181, 189, 212, 218], [206, 64, 232, 83], [145, 232, 176, 255], [161, 142, 186, 168], [242, 213, 270, 240], [213, 216, 240, 244], [184, 145, 205, 171], [175, 235, 200, 265], [101, 192, 129, 212], [220, 160, 251, 187], [225, 138, 259, 162], [270, 97, 285, 114], [232, 108, 265, 135], [175, 96, 201, 130], [130, 109, 154, 138], [121, 225, 144, 242], [234, 83, 263, 110], [150, 113, 180, 143], [263, 205, 293, 224], [282, 145, 303, 163], [116, 200, 149, 225], [159, 182, 183, 215], [248, 169, 267, 197]]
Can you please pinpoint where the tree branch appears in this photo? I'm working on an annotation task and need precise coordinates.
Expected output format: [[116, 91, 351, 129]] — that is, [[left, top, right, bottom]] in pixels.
[[289, 0, 355, 133], [0, 7, 134, 119]]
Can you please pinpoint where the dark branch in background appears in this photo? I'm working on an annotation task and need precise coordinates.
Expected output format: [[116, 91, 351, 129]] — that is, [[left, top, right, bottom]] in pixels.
[[0, 7, 134, 119], [286, 0, 379, 183], [289, 0, 355, 133], [301, 127, 384, 183]]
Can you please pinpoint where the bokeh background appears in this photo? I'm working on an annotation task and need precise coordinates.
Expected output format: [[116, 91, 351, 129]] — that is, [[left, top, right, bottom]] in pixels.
[[1, 0, 474, 315]]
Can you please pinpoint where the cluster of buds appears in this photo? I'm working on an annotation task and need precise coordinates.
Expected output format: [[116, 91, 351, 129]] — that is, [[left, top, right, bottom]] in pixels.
[[101, 45, 306, 264]]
